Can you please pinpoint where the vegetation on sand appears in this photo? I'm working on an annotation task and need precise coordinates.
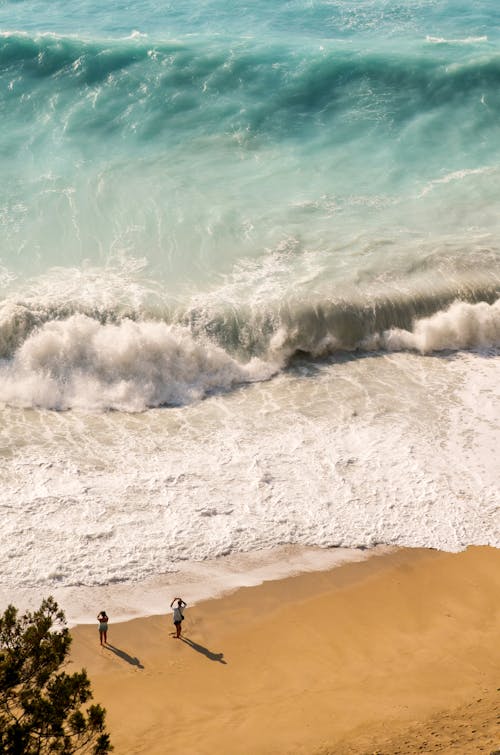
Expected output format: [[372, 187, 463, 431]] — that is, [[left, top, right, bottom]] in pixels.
[[0, 597, 112, 754]]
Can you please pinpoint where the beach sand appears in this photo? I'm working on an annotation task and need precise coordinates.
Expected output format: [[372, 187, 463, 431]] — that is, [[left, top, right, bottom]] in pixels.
[[69, 546, 500, 754]]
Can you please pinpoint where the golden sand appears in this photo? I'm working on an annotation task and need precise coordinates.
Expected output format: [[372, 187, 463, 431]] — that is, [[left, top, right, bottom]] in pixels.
[[69, 546, 500, 754]]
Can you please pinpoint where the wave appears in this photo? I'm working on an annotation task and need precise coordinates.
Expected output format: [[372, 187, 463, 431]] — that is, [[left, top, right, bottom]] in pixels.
[[2, 277, 498, 356], [1, 287, 498, 410], [2, 30, 500, 148], [373, 298, 500, 353], [0, 315, 277, 410]]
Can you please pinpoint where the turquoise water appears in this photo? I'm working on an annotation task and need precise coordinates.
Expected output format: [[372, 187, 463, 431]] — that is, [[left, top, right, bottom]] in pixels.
[[1, 1, 499, 617], [2, 1, 500, 321]]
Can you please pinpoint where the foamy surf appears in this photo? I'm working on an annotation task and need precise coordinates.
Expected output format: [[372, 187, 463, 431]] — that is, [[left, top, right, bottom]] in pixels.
[[0, 314, 278, 410], [0, 546, 389, 626], [0, 296, 499, 410]]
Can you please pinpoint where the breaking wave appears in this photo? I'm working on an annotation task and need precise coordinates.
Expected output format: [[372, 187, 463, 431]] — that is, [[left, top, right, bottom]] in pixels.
[[0, 289, 498, 410]]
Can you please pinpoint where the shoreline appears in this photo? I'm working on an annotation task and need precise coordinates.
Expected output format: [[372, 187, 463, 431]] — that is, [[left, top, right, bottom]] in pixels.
[[1, 543, 392, 626], [69, 545, 500, 754]]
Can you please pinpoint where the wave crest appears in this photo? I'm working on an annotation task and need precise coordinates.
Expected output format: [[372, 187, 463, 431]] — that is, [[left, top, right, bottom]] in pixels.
[[376, 299, 500, 353], [0, 288, 498, 410], [0, 315, 278, 411], [3, 30, 500, 146]]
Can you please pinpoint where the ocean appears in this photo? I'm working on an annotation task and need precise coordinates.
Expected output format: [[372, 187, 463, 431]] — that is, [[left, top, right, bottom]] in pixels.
[[1, 0, 499, 623]]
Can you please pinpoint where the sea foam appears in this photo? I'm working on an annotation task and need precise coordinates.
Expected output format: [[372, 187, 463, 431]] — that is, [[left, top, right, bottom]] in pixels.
[[0, 314, 277, 410], [0, 296, 499, 411]]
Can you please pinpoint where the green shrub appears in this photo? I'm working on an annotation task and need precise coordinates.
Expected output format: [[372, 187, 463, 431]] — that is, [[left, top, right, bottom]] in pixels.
[[0, 597, 112, 754]]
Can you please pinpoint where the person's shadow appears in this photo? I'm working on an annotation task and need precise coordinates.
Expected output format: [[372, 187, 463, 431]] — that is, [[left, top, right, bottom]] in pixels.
[[180, 637, 227, 664], [105, 643, 144, 669]]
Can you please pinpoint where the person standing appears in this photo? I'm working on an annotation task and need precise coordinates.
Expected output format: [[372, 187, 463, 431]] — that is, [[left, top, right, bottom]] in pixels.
[[97, 610, 109, 646], [170, 597, 187, 638]]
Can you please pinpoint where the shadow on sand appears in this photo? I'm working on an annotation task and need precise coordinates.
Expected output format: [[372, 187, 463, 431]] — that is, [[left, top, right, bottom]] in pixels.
[[105, 643, 144, 669], [180, 636, 227, 664]]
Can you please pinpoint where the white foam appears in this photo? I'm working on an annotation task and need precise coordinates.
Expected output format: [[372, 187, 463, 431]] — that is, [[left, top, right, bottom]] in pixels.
[[0, 314, 278, 410], [426, 35, 488, 44], [379, 299, 500, 353], [127, 30, 148, 39], [1, 347, 498, 622], [2, 295, 499, 412], [0, 545, 387, 627], [418, 166, 495, 197]]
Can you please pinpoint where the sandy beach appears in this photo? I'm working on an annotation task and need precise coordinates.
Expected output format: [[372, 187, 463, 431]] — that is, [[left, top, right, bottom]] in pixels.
[[69, 546, 500, 754]]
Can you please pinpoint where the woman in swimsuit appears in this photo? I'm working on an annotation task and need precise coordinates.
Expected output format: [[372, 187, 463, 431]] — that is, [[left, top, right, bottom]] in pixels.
[[97, 610, 109, 646]]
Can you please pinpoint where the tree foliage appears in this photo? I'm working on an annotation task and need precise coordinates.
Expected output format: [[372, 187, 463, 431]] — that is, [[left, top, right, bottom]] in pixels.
[[0, 597, 112, 754]]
